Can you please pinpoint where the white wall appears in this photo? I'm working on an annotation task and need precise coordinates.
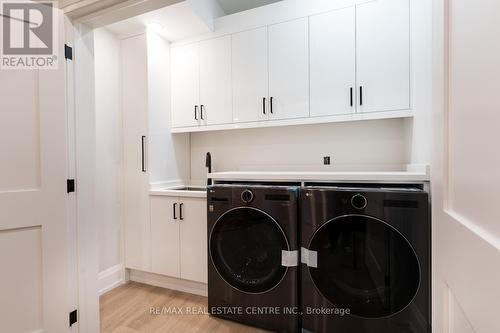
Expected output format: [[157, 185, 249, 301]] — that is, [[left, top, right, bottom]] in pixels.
[[187, 0, 433, 184], [407, 0, 433, 164], [190, 118, 411, 184], [94, 28, 123, 274], [74, 23, 100, 333], [147, 30, 190, 186]]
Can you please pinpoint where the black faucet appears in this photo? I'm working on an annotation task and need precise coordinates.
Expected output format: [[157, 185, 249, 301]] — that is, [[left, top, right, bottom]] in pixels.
[[206, 152, 212, 186]]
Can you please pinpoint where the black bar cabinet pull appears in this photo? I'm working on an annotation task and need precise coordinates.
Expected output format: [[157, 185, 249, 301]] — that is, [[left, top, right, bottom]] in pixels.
[[350, 87, 353, 107], [173, 203, 177, 220], [263, 97, 266, 114], [200, 105, 205, 120], [359, 86, 363, 106], [270, 97, 274, 114], [194, 105, 198, 120], [179, 203, 184, 220], [141, 136, 146, 172]]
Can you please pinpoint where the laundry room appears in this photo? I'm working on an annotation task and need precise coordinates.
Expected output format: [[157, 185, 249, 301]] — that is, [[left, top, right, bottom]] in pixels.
[[85, 0, 434, 330], [1, 0, 499, 332]]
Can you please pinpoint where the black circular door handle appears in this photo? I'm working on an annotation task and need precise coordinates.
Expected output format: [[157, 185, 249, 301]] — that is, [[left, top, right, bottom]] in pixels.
[[351, 194, 367, 210], [241, 189, 254, 203]]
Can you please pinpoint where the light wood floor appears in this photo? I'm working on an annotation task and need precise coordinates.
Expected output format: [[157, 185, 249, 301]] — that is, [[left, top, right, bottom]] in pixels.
[[100, 282, 273, 333]]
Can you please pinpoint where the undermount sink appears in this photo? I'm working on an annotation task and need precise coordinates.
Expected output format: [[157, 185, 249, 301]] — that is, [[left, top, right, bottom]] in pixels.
[[166, 186, 207, 192], [173, 186, 206, 192], [150, 185, 207, 198]]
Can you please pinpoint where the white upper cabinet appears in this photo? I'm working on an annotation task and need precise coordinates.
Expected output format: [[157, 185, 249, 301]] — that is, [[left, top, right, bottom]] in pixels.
[[171, 43, 200, 127], [232, 27, 269, 123], [268, 18, 310, 120], [199, 36, 233, 125], [170, 0, 413, 132], [356, 0, 410, 112], [310, 7, 356, 117], [172, 37, 232, 127]]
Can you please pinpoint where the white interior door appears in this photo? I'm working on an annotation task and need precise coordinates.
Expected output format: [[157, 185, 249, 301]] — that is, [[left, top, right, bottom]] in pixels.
[[171, 43, 200, 128], [0, 11, 70, 333], [232, 27, 269, 123], [310, 6, 356, 117], [269, 17, 309, 120], [199, 35, 232, 126], [433, 0, 500, 332], [356, 0, 410, 113]]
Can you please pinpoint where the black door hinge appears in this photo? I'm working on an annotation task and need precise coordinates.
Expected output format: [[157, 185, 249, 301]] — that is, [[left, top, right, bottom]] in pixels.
[[67, 179, 75, 193], [65, 44, 73, 60], [69, 309, 78, 327]]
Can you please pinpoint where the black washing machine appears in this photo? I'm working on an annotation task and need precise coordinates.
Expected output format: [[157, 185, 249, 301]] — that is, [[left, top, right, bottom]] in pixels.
[[207, 184, 300, 333], [300, 185, 430, 333]]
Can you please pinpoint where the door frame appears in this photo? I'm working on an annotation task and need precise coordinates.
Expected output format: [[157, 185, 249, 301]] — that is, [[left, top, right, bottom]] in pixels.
[[63, 1, 185, 332], [65, 19, 101, 333]]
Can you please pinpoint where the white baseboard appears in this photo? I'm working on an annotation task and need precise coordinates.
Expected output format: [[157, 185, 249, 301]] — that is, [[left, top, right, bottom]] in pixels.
[[98, 263, 125, 295], [128, 269, 208, 297]]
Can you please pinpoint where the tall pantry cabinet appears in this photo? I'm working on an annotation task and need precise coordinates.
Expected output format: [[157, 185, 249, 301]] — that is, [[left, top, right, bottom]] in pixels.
[[122, 31, 189, 272]]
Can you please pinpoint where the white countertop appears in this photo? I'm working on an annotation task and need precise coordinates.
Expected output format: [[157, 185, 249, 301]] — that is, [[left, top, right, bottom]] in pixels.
[[208, 166, 429, 183], [149, 185, 207, 198]]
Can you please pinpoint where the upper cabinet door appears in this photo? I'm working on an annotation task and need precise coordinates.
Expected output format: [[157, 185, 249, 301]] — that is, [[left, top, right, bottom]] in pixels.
[[232, 27, 269, 123], [171, 43, 200, 128], [199, 36, 233, 126], [356, 0, 410, 112], [310, 7, 356, 117], [269, 18, 310, 120]]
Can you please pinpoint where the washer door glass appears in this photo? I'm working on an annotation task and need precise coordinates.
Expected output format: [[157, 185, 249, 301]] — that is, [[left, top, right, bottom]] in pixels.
[[309, 215, 420, 318], [210, 207, 289, 293]]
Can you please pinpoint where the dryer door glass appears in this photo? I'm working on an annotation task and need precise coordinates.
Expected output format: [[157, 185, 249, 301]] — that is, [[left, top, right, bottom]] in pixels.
[[308, 215, 420, 318], [210, 207, 289, 293]]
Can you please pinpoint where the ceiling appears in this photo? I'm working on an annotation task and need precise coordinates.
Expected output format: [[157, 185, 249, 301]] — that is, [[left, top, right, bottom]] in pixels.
[[216, 0, 283, 15], [104, 0, 284, 41], [105, 2, 210, 42]]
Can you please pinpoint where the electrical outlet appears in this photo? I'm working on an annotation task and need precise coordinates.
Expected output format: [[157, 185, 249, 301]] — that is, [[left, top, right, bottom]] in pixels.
[[323, 156, 331, 165]]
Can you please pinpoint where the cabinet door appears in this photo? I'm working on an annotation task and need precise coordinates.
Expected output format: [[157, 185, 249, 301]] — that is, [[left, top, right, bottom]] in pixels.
[[171, 43, 200, 127], [356, 0, 410, 112], [180, 198, 208, 283], [122, 34, 151, 271], [310, 7, 356, 117], [151, 196, 180, 277], [269, 18, 309, 120], [232, 27, 269, 123], [199, 36, 233, 125]]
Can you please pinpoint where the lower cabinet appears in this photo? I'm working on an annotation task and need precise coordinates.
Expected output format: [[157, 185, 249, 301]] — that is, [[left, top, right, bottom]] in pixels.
[[150, 196, 180, 277], [150, 196, 207, 283]]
